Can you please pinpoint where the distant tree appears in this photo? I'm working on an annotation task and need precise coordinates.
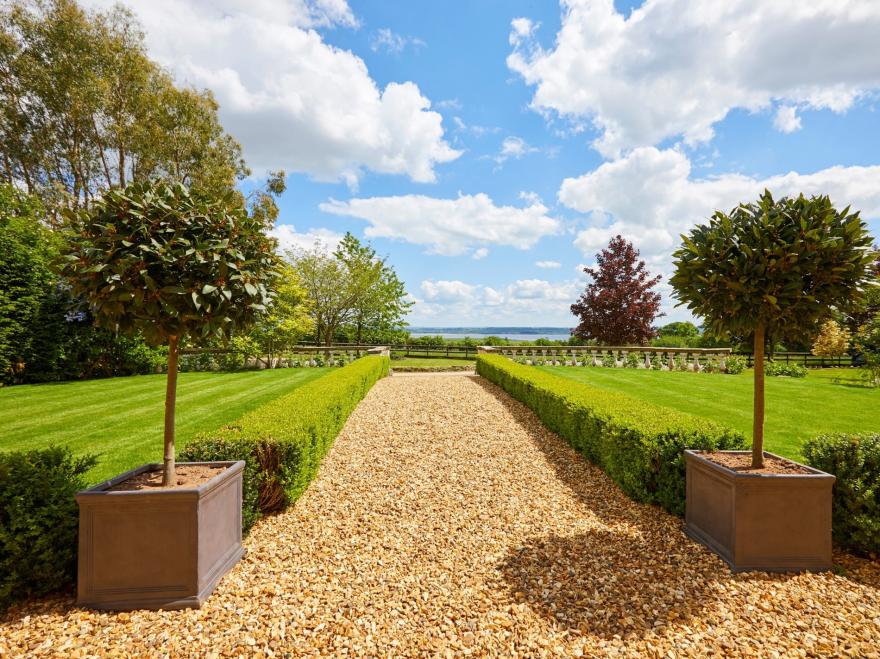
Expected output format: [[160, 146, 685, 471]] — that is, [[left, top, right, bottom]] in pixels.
[[571, 235, 663, 345], [247, 264, 313, 366], [291, 233, 412, 346], [657, 321, 700, 338], [60, 180, 277, 484], [672, 191, 874, 468], [811, 320, 851, 358], [289, 243, 370, 346], [855, 312, 880, 386], [0, 0, 247, 212], [335, 233, 413, 345], [0, 184, 56, 382]]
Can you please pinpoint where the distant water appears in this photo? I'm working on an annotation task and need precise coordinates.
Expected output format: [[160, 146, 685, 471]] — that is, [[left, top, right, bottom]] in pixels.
[[409, 327, 572, 342]]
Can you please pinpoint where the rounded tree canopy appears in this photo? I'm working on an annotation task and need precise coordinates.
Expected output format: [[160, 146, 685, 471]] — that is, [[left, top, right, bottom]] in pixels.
[[59, 180, 279, 345], [670, 190, 875, 341]]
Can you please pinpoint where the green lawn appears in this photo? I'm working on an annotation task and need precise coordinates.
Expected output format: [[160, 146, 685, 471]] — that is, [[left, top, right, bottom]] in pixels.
[[0, 368, 329, 483], [536, 366, 877, 460], [391, 357, 475, 369]]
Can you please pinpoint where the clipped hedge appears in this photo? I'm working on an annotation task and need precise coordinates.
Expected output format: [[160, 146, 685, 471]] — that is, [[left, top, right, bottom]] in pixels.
[[477, 354, 746, 515], [182, 355, 389, 532], [0, 447, 96, 609], [803, 433, 880, 556]]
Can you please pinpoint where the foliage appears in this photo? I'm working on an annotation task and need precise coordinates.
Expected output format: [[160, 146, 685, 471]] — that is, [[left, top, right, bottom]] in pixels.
[[803, 433, 880, 555], [571, 236, 663, 345], [764, 361, 808, 378], [289, 233, 411, 346], [478, 355, 745, 515], [671, 191, 874, 345], [0, 0, 247, 211], [335, 234, 413, 345], [59, 179, 278, 484], [812, 320, 851, 357], [650, 335, 697, 349], [855, 312, 880, 386], [59, 180, 277, 345], [183, 355, 389, 532], [671, 190, 874, 466], [246, 264, 313, 365], [0, 184, 55, 382], [724, 355, 745, 375], [0, 447, 97, 609], [601, 353, 617, 368], [657, 321, 700, 338], [624, 351, 642, 368]]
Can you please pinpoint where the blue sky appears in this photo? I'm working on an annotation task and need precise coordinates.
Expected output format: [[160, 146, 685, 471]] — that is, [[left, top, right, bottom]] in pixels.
[[89, 0, 880, 327]]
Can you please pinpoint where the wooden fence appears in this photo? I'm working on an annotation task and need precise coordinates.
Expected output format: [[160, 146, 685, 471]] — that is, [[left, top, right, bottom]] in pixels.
[[733, 351, 852, 368]]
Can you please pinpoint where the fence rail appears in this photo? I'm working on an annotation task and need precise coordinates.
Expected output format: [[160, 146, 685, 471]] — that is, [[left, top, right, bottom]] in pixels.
[[733, 351, 852, 368]]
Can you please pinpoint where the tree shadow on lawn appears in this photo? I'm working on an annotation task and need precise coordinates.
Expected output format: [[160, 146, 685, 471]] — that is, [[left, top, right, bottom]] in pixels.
[[472, 377, 880, 640]]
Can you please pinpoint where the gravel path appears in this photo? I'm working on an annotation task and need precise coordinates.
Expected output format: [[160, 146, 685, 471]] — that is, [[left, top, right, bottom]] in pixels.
[[2, 373, 879, 657]]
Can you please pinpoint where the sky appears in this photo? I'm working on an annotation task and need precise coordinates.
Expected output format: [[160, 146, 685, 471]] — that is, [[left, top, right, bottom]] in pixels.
[[84, 0, 880, 327]]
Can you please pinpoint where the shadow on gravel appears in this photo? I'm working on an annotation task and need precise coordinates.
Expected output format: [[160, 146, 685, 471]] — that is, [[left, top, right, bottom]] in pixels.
[[472, 376, 880, 639]]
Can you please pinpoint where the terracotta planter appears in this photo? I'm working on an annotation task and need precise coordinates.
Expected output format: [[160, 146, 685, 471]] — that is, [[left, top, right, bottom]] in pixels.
[[76, 461, 245, 610], [684, 450, 834, 572]]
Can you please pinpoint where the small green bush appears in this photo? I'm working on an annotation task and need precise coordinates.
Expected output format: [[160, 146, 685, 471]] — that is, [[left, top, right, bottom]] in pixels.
[[477, 355, 745, 515], [651, 354, 664, 370], [0, 447, 97, 609], [625, 352, 642, 368], [724, 355, 746, 374], [183, 355, 389, 532], [764, 361, 808, 378], [601, 353, 616, 368], [803, 433, 880, 556]]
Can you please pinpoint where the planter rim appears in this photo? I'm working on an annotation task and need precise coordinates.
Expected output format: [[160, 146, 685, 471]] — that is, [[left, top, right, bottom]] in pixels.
[[77, 460, 245, 499], [684, 449, 832, 479]]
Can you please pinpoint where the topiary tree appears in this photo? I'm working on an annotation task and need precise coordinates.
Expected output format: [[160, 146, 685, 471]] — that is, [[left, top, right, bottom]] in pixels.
[[60, 180, 278, 484], [671, 190, 874, 468]]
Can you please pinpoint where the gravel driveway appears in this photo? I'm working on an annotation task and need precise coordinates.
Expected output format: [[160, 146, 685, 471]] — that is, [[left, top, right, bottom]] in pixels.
[[2, 373, 878, 657]]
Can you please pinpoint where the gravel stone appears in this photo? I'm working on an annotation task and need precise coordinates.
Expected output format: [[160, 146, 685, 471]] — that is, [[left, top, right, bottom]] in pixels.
[[1, 374, 878, 657]]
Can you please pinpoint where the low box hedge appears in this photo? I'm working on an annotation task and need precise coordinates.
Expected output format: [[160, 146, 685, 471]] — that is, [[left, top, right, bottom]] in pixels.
[[183, 355, 389, 532], [0, 447, 96, 609], [803, 433, 880, 556], [476, 354, 746, 515]]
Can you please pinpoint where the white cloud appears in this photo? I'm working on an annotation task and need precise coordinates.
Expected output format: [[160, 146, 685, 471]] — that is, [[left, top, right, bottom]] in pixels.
[[420, 280, 479, 304], [489, 136, 540, 166], [370, 28, 426, 54], [560, 146, 880, 262], [535, 260, 561, 268], [436, 98, 462, 110], [774, 105, 803, 133], [412, 278, 581, 325], [451, 116, 500, 137], [472, 247, 489, 260], [271, 224, 345, 253], [319, 192, 561, 255], [83, 0, 459, 184], [509, 17, 538, 45], [508, 0, 880, 157]]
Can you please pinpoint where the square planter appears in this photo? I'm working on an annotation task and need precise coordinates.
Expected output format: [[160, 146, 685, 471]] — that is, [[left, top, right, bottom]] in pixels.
[[684, 450, 834, 572], [76, 461, 245, 610]]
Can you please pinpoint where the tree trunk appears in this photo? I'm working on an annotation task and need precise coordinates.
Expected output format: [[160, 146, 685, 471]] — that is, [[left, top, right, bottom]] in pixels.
[[751, 324, 765, 469], [162, 336, 180, 486]]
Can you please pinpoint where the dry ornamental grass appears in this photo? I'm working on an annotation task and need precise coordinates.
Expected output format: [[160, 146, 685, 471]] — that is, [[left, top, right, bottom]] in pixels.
[[1, 373, 878, 657]]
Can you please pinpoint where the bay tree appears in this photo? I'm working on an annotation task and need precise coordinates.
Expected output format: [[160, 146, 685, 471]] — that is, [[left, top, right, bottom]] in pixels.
[[59, 180, 278, 484], [671, 190, 874, 468]]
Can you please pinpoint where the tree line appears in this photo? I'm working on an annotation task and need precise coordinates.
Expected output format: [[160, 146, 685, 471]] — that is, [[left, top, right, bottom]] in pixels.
[[0, 0, 411, 384]]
